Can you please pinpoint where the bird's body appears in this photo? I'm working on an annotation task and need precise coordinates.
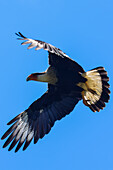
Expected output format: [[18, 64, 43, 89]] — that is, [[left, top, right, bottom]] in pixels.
[[1, 32, 110, 152]]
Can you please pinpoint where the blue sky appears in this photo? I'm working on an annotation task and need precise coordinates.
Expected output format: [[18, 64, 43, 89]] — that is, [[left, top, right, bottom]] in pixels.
[[0, 0, 113, 170]]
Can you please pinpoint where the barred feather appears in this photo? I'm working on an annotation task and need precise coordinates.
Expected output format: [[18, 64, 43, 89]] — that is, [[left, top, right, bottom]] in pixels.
[[78, 67, 110, 112]]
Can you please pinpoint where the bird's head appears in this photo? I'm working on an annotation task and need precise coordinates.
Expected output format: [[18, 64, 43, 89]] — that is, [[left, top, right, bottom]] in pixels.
[[26, 70, 57, 84], [26, 72, 51, 83], [26, 73, 44, 82]]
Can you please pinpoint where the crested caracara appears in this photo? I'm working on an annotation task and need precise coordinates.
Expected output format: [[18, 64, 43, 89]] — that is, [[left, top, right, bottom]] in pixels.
[[1, 32, 110, 152]]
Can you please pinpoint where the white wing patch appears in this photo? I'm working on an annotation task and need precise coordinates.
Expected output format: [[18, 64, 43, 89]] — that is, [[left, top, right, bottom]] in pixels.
[[16, 32, 70, 59]]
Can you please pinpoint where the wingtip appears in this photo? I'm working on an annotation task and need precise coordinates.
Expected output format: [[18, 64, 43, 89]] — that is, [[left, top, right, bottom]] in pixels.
[[1, 132, 8, 140], [1, 136, 4, 140], [15, 32, 21, 37], [15, 32, 26, 39], [15, 32, 19, 36], [7, 113, 22, 125], [15, 149, 18, 153]]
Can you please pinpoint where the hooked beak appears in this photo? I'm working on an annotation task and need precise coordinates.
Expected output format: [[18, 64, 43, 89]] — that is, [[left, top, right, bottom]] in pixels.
[[26, 73, 38, 81]]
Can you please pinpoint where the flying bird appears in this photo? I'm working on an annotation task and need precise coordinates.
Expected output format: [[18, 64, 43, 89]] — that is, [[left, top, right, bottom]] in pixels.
[[1, 32, 110, 152]]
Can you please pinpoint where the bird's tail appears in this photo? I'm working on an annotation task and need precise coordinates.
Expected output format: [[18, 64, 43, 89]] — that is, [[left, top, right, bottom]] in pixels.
[[77, 67, 110, 112]]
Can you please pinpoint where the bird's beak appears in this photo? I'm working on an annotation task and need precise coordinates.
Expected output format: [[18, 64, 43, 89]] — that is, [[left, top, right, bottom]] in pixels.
[[26, 73, 38, 81], [26, 72, 52, 83]]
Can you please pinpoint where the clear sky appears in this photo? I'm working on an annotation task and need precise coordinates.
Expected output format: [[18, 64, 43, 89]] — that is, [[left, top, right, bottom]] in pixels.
[[0, 0, 113, 170]]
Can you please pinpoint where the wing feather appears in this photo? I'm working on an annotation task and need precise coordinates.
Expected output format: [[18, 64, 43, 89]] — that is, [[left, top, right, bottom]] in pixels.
[[1, 88, 80, 152], [16, 32, 69, 58], [16, 32, 85, 73]]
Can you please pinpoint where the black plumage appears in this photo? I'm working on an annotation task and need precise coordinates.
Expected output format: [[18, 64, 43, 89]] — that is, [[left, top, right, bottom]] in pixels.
[[1, 32, 110, 152]]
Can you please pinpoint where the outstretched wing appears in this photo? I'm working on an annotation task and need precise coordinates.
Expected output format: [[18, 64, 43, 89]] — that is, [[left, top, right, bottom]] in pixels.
[[16, 32, 69, 58], [1, 86, 81, 152], [16, 32, 85, 73]]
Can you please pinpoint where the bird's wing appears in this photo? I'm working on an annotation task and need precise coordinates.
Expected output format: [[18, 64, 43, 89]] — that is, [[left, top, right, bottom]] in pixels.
[[16, 32, 69, 58], [1, 86, 81, 152], [16, 32, 85, 73]]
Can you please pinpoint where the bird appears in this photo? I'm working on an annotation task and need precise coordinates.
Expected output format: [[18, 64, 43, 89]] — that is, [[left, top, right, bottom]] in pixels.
[[1, 32, 110, 152]]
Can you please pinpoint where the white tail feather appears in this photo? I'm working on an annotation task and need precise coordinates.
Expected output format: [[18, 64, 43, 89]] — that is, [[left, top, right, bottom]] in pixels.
[[78, 67, 110, 112]]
